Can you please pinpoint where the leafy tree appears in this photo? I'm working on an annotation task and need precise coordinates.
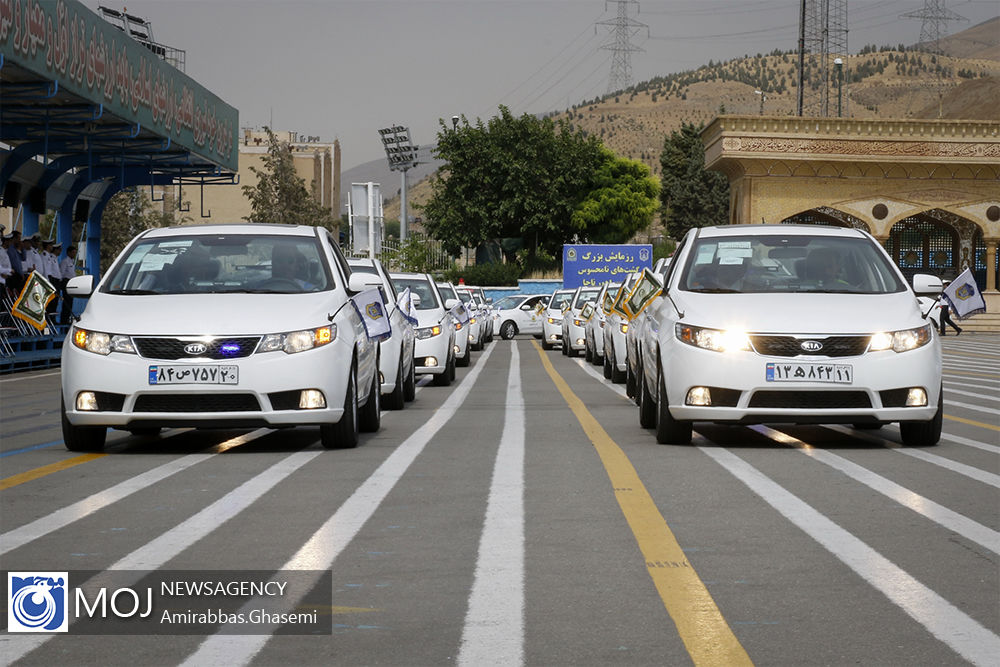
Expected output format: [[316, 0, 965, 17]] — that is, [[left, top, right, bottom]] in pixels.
[[571, 150, 660, 243], [659, 122, 729, 239], [242, 127, 337, 230], [99, 187, 190, 272]]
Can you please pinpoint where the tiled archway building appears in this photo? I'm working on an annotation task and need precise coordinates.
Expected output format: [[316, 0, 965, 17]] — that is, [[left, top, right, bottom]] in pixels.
[[702, 116, 1000, 318]]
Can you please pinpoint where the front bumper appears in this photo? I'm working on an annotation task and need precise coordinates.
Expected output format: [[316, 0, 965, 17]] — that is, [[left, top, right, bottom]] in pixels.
[[565, 321, 587, 350], [660, 338, 942, 424], [414, 332, 451, 375], [61, 336, 354, 428], [542, 318, 562, 343]]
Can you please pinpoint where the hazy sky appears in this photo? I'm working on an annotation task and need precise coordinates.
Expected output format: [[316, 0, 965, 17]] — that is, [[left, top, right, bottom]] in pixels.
[[120, 0, 1000, 169]]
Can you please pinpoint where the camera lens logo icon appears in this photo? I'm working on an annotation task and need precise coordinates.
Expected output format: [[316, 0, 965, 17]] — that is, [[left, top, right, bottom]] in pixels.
[[8, 572, 68, 632]]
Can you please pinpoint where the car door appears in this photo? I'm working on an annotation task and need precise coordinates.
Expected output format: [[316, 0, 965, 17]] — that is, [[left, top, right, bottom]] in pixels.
[[518, 295, 545, 333]]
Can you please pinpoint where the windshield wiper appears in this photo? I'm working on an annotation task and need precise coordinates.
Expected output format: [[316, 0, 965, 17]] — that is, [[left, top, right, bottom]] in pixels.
[[105, 289, 159, 295], [687, 288, 741, 293]]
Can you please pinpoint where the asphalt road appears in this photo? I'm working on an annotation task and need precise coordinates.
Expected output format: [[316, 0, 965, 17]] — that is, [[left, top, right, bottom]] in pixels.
[[1, 334, 997, 666]]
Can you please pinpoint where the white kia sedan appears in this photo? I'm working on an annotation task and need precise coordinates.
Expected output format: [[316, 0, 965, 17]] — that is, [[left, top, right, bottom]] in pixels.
[[437, 282, 472, 367], [61, 224, 381, 452], [492, 294, 547, 339], [560, 285, 602, 356], [391, 272, 457, 386], [584, 282, 621, 364], [602, 272, 640, 382], [637, 224, 943, 446], [348, 257, 416, 409], [541, 288, 575, 350]]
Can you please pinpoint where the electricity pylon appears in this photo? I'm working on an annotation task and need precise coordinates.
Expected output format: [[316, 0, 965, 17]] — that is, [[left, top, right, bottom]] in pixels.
[[597, 1, 648, 95]]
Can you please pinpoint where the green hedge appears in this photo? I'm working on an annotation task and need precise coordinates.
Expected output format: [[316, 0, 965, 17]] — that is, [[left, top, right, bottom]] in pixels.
[[443, 262, 523, 287]]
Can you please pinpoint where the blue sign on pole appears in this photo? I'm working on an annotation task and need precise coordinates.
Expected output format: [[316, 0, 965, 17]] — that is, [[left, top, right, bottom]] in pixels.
[[562, 244, 653, 289]]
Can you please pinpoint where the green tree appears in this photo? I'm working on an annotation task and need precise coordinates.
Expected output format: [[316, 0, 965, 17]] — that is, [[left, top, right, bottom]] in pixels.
[[242, 127, 337, 230], [99, 187, 190, 272], [571, 149, 660, 243], [659, 122, 729, 239]]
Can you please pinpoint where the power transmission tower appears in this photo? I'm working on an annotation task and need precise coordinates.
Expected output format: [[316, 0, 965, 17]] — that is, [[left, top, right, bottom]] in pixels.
[[900, 0, 967, 54], [797, 0, 849, 117], [597, 1, 648, 95]]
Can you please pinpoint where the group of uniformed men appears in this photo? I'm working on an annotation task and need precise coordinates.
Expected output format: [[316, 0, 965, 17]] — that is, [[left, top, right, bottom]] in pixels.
[[1, 225, 79, 324]]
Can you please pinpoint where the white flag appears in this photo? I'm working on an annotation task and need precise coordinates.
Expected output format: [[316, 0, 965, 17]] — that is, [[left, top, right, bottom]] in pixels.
[[396, 287, 418, 326], [451, 302, 470, 325], [942, 268, 986, 320], [352, 288, 392, 340]]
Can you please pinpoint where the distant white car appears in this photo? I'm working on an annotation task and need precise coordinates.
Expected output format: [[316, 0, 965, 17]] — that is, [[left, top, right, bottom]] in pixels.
[[61, 223, 381, 451], [637, 224, 943, 446], [626, 257, 671, 401], [602, 271, 640, 382], [437, 281, 472, 367], [584, 282, 621, 364], [348, 257, 416, 409], [456, 285, 487, 350], [541, 288, 575, 350], [560, 285, 602, 356], [391, 272, 457, 386], [492, 294, 548, 339]]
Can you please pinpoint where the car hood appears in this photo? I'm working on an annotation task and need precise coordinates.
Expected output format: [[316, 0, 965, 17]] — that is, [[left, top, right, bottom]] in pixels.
[[79, 292, 347, 336], [671, 291, 926, 334], [412, 308, 449, 329]]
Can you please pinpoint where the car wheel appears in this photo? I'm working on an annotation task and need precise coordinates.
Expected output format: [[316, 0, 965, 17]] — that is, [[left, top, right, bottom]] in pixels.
[[385, 354, 405, 410], [585, 339, 593, 362], [128, 427, 161, 437], [899, 387, 942, 446], [655, 366, 692, 445], [403, 357, 416, 402], [610, 350, 626, 384], [448, 351, 457, 381], [457, 343, 471, 367], [638, 365, 657, 429], [626, 361, 636, 398], [322, 364, 358, 449], [500, 321, 517, 340], [603, 350, 612, 379], [358, 362, 381, 433], [542, 339, 552, 350], [61, 396, 107, 452], [561, 339, 569, 356]]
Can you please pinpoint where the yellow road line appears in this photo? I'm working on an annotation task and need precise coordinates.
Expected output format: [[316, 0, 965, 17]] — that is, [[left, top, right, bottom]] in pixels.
[[533, 341, 752, 667], [944, 414, 1000, 432], [0, 453, 106, 490]]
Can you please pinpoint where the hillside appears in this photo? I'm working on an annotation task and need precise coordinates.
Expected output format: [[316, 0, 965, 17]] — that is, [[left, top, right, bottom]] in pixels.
[[385, 17, 1000, 225]]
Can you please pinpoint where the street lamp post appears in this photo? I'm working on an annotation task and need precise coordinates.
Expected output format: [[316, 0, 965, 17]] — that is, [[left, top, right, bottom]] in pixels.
[[834, 58, 843, 118], [378, 125, 420, 243]]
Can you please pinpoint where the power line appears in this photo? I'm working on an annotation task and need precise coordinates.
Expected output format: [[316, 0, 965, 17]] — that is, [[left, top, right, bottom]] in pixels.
[[900, 0, 968, 53], [597, 0, 649, 94]]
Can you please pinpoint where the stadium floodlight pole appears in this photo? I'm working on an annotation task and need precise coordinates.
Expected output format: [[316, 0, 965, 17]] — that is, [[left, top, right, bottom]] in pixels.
[[378, 125, 420, 242]]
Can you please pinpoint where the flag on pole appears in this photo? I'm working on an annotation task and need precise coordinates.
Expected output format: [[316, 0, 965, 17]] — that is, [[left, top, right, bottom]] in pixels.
[[623, 267, 663, 320], [396, 288, 419, 326], [352, 288, 392, 341], [579, 302, 595, 322], [12, 271, 57, 331], [451, 301, 470, 325], [942, 268, 986, 320]]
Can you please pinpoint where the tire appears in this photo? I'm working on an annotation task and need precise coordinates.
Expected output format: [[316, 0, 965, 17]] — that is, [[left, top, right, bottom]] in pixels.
[[457, 343, 471, 367], [385, 354, 405, 410], [542, 339, 552, 351], [899, 387, 942, 446], [603, 351, 612, 379], [62, 396, 107, 452], [403, 357, 416, 402], [610, 348, 626, 384], [638, 366, 656, 429], [626, 361, 636, 398], [448, 352, 457, 381], [358, 362, 381, 433], [585, 339, 593, 362], [322, 364, 358, 449], [500, 321, 517, 340], [655, 367, 692, 445]]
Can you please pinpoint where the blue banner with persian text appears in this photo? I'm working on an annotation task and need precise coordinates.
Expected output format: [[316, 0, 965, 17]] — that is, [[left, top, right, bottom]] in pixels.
[[562, 244, 653, 289]]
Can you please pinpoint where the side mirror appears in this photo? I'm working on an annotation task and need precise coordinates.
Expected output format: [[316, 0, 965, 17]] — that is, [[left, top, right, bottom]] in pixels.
[[520, 304, 532, 311], [348, 273, 382, 293], [486, 298, 493, 304], [410, 293, 422, 308], [67, 275, 94, 296], [444, 298, 459, 310], [912, 273, 943, 297]]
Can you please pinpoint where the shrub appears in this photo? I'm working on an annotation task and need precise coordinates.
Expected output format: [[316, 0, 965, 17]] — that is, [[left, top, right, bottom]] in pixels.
[[443, 261, 523, 287]]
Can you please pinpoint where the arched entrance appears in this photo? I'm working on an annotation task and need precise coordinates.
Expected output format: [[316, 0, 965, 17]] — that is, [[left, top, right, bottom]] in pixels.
[[780, 207, 870, 232], [886, 210, 982, 286]]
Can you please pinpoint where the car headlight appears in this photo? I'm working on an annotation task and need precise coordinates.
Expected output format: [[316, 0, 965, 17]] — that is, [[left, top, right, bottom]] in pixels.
[[71, 327, 136, 355], [675, 324, 750, 353], [573, 318, 585, 327], [258, 325, 336, 354], [868, 324, 932, 353], [547, 317, 562, 325], [620, 323, 629, 334], [415, 325, 442, 340]]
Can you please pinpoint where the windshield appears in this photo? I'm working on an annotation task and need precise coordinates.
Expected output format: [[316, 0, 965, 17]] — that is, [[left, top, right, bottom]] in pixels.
[[455, 288, 475, 304], [493, 296, 523, 310], [679, 234, 906, 295], [573, 287, 601, 308], [548, 291, 574, 311], [102, 234, 332, 294], [437, 283, 458, 301], [394, 277, 441, 310]]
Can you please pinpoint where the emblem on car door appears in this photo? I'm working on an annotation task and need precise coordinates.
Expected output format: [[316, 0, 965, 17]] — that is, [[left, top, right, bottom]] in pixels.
[[800, 340, 823, 352], [184, 343, 208, 355]]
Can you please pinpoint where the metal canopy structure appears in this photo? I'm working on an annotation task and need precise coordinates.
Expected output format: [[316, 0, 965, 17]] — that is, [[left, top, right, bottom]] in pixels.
[[1, 0, 239, 277]]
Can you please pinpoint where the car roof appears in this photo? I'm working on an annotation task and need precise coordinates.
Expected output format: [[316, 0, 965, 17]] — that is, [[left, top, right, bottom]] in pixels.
[[389, 271, 430, 279], [696, 224, 867, 239], [141, 223, 319, 238]]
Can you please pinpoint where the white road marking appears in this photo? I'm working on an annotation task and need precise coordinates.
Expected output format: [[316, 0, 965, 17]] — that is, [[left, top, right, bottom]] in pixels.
[[459, 342, 525, 667], [700, 443, 1000, 666], [180, 343, 498, 667]]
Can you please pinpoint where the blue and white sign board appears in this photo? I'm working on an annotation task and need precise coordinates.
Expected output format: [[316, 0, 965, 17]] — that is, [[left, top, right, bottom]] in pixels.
[[562, 244, 653, 289]]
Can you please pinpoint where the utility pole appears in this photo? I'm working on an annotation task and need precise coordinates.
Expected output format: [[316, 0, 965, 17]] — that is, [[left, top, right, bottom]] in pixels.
[[597, 0, 648, 95], [797, 0, 848, 117]]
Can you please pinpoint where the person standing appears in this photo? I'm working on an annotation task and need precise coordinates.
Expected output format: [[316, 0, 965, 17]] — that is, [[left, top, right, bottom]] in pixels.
[[939, 301, 962, 336], [6, 231, 26, 294], [0, 232, 14, 295], [60, 245, 78, 324]]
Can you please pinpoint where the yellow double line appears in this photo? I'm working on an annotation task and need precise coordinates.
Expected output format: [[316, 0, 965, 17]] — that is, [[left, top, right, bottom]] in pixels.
[[534, 340, 752, 666], [0, 453, 106, 491]]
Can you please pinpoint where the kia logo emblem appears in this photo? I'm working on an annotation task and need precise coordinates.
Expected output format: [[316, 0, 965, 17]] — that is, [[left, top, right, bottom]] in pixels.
[[800, 340, 823, 352], [184, 343, 208, 355]]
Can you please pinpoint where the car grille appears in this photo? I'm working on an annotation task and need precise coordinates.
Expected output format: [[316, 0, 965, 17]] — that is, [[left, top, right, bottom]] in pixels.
[[750, 335, 869, 358], [133, 394, 261, 412], [132, 337, 261, 360], [748, 391, 872, 409]]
